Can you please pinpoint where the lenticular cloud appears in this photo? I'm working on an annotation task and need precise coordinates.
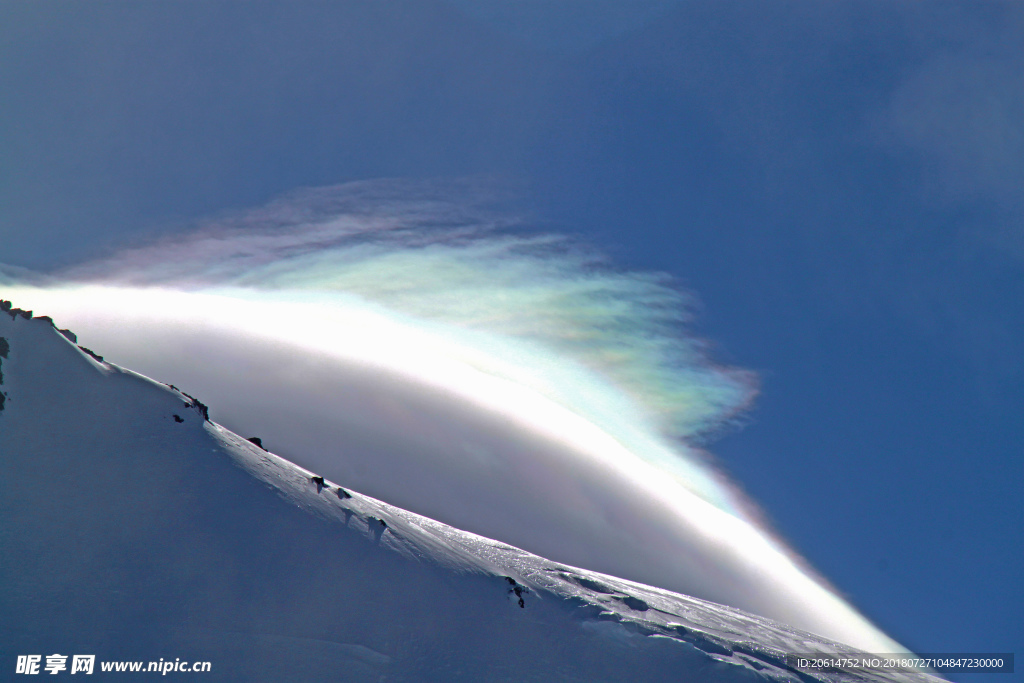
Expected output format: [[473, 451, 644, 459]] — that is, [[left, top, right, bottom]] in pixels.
[[1, 179, 902, 653], [74, 181, 753, 440], [62, 179, 758, 511]]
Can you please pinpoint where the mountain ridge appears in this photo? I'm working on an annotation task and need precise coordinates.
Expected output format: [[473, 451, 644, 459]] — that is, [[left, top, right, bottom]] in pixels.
[[0, 304, 941, 682]]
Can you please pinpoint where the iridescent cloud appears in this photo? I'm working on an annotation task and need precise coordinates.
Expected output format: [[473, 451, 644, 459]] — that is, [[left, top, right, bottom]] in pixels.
[[1, 179, 901, 653]]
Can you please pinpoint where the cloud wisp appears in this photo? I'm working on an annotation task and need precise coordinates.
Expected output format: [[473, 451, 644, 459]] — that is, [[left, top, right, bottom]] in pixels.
[[1, 179, 901, 653]]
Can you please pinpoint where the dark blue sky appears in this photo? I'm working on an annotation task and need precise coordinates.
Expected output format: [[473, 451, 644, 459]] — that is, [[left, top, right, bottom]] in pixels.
[[2, 0, 1021, 671]]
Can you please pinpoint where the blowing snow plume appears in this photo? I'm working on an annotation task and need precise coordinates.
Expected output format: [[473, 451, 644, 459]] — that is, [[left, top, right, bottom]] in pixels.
[[1, 178, 902, 653]]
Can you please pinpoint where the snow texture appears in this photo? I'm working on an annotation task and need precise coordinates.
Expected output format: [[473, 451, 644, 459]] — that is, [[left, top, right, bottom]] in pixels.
[[0, 304, 944, 682]]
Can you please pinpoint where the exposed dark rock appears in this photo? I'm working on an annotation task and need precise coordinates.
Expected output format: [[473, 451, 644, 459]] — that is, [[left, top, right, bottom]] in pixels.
[[504, 577, 528, 608], [180, 392, 210, 421], [173, 414, 185, 423], [246, 436, 267, 450], [0, 301, 26, 321], [336, 487, 352, 500], [0, 337, 7, 388], [311, 475, 325, 493], [78, 346, 105, 363], [58, 328, 78, 344]]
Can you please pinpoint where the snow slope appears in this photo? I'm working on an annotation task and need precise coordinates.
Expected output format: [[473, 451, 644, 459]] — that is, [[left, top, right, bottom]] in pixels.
[[0, 304, 942, 682]]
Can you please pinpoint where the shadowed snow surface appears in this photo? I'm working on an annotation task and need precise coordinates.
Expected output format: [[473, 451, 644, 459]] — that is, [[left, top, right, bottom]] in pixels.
[[0, 308, 942, 682]]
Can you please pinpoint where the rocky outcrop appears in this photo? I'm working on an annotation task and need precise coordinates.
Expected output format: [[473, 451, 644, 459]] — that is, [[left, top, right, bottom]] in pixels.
[[0, 337, 6, 413]]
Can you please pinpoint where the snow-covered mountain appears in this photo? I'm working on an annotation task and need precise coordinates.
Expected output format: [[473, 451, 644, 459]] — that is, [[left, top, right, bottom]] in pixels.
[[0, 304, 942, 682]]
